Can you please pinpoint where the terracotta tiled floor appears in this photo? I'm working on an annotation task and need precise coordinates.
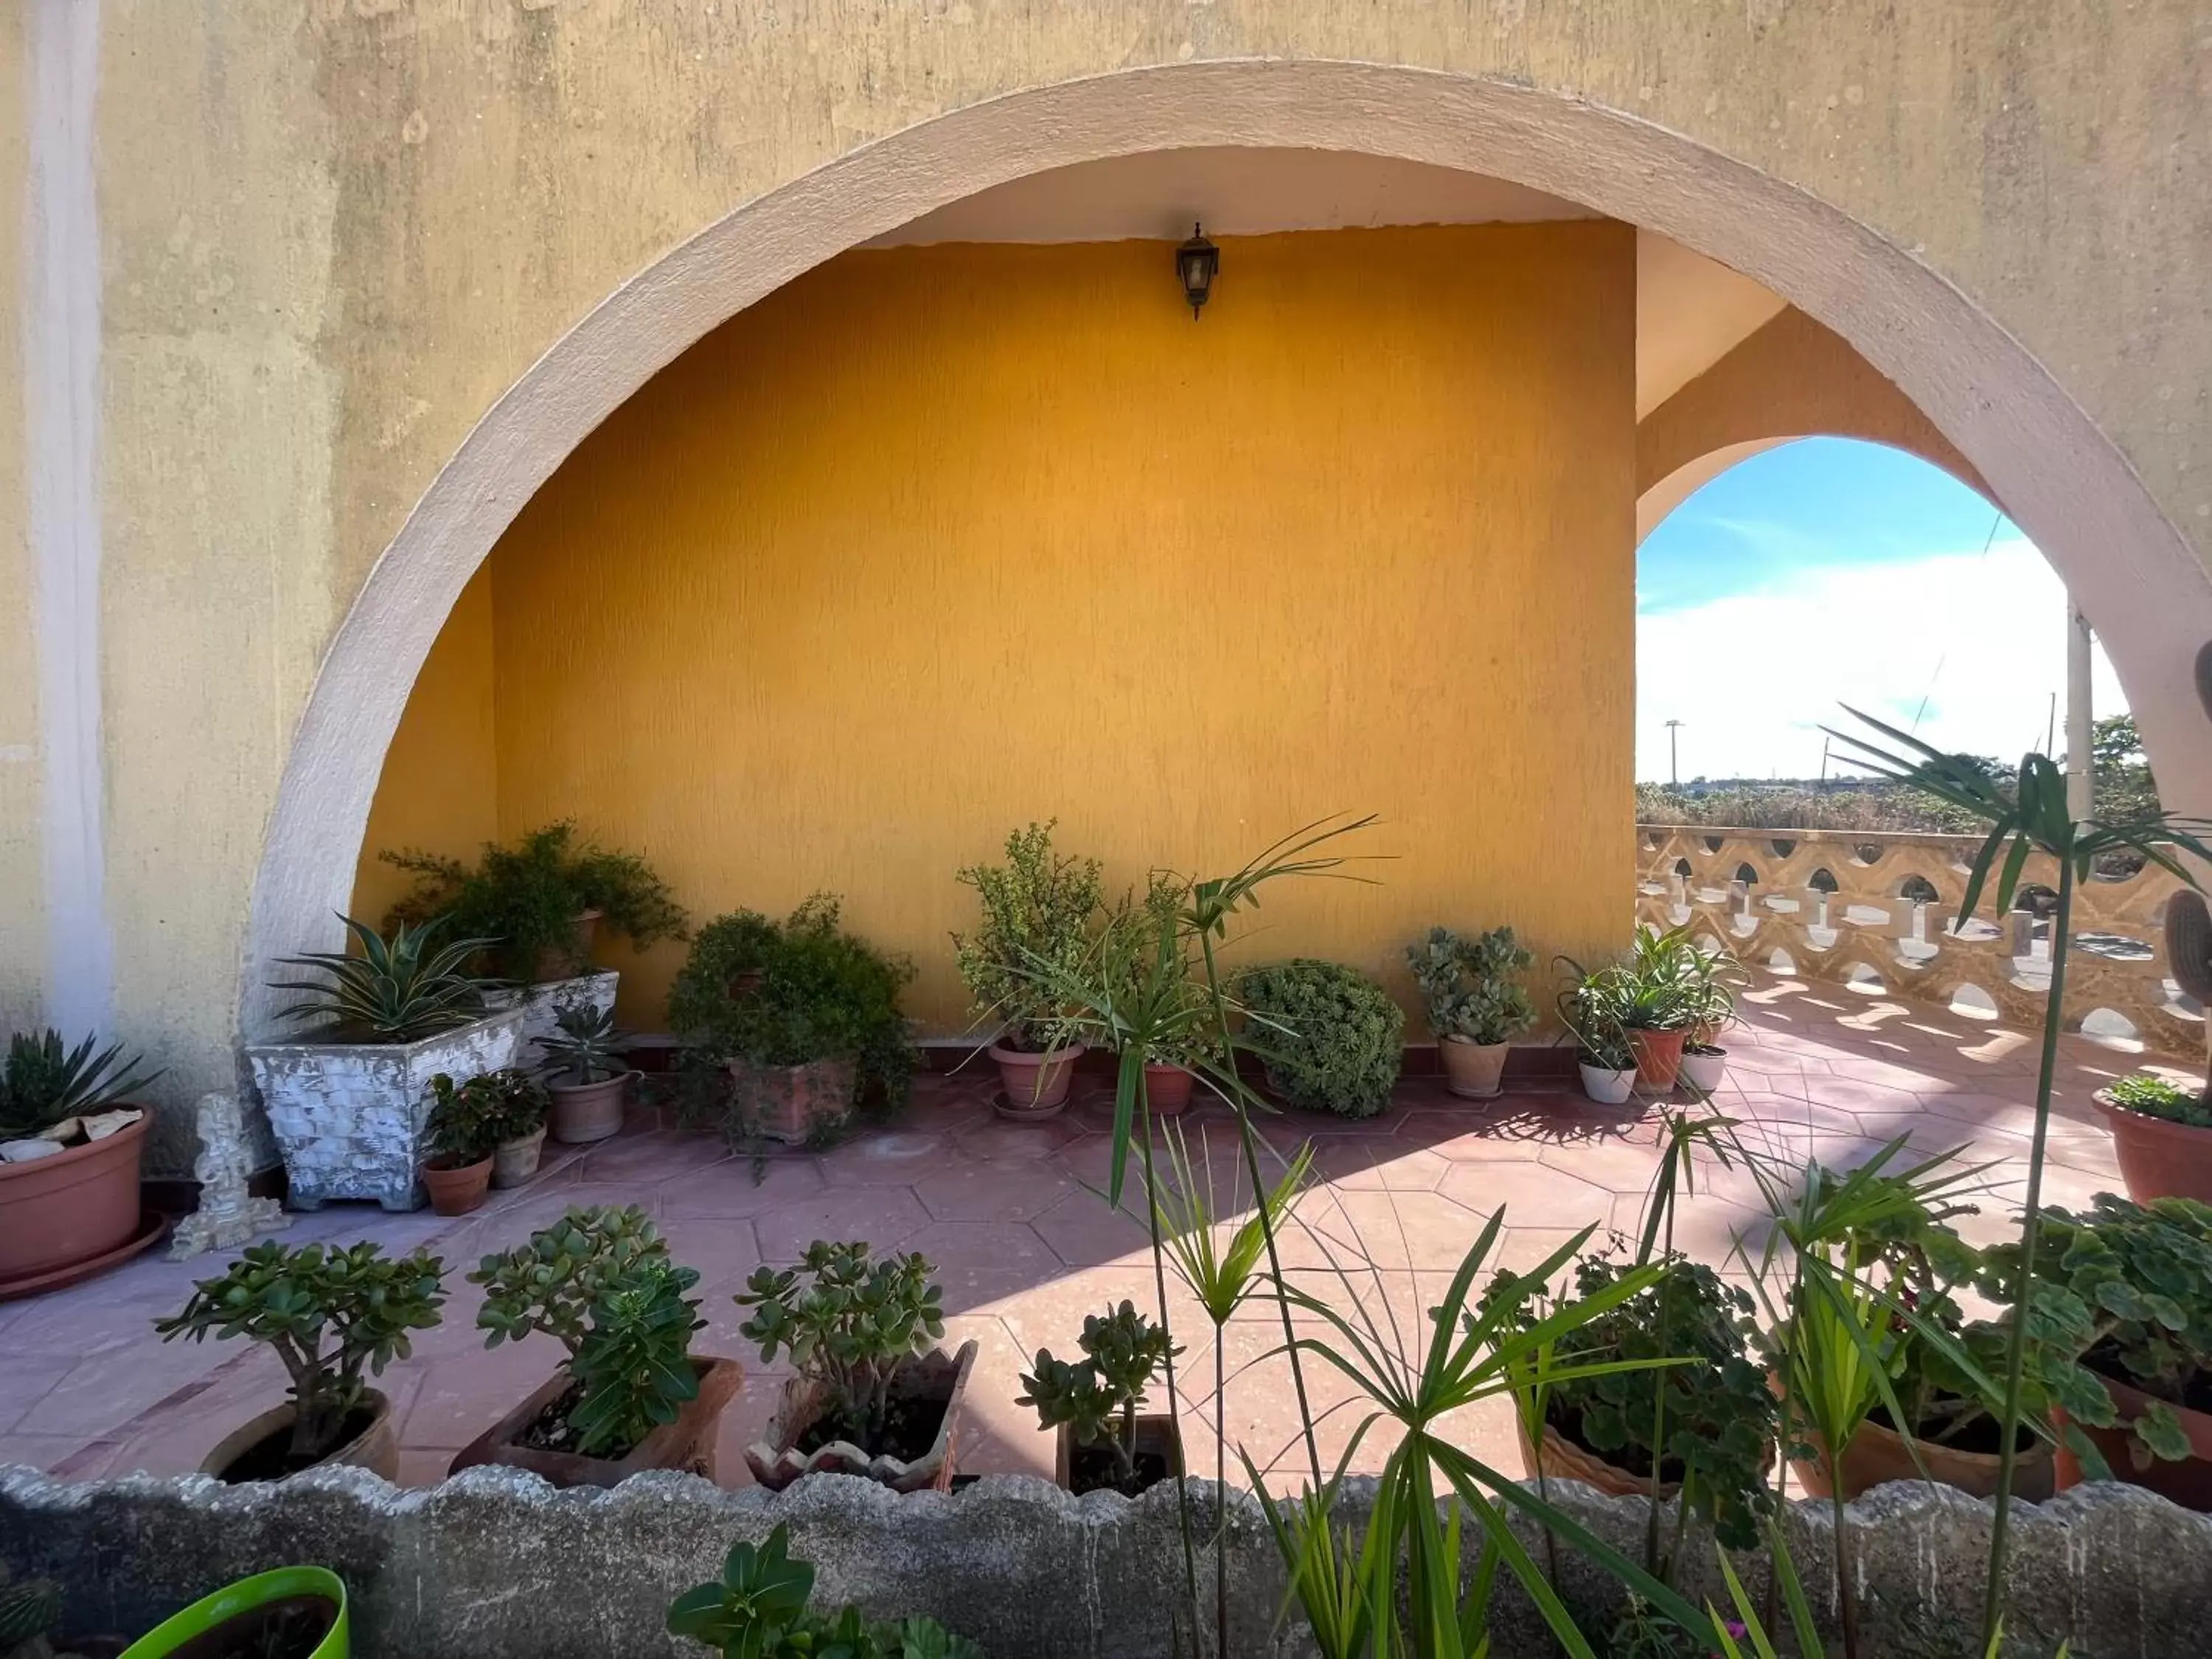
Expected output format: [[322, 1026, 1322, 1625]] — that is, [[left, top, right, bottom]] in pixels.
[[0, 978, 2168, 1492]]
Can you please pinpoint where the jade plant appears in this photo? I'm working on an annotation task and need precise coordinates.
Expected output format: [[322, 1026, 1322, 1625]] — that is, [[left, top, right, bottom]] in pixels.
[[381, 821, 688, 983], [734, 1241, 946, 1451], [1237, 958, 1404, 1118], [1017, 1300, 1179, 1493], [668, 1523, 981, 1659], [473, 1204, 675, 1355], [951, 820, 1104, 1051], [0, 1029, 157, 1144], [2104, 1071, 2212, 1129], [155, 1241, 447, 1463], [270, 914, 497, 1043], [1405, 925, 1536, 1046]]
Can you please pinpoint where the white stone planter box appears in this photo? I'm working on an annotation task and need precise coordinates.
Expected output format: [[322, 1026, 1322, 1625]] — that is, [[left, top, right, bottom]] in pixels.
[[487, 970, 619, 1070], [247, 1008, 526, 1211]]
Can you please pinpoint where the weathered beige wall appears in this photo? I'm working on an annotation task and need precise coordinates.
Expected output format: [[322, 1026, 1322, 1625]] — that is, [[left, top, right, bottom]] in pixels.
[[7, 2, 2210, 1163], [0, 0, 35, 1034]]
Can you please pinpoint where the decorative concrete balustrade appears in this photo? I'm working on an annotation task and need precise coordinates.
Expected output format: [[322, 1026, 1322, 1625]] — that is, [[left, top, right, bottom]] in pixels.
[[1636, 823, 2202, 1060]]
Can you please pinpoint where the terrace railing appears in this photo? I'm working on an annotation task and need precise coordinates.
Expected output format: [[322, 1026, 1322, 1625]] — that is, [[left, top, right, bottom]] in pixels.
[[1635, 823, 2202, 1060]]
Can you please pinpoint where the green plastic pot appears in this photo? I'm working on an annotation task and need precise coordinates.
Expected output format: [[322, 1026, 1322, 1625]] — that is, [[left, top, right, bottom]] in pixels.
[[118, 1565, 348, 1659]]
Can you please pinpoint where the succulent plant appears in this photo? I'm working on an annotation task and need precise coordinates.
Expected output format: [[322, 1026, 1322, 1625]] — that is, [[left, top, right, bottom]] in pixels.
[[269, 914, 497, 1043], [0, 1030, 158, 1142]]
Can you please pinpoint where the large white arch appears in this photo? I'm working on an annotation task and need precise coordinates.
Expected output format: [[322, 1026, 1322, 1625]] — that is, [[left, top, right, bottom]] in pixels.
[[238, 58, 2212, 1041]]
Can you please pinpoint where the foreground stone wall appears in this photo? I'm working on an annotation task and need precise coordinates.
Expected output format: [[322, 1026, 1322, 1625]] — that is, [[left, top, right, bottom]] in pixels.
[[4, 1467, 2207, 1659]]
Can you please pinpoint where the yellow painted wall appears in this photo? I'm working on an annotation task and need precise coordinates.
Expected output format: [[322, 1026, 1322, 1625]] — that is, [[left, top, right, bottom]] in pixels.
[[350, 568, 499, 928], [359, 222, 1636, 1033]]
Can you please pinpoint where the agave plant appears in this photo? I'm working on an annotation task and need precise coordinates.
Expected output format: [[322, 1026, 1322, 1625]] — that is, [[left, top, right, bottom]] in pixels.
[[1821, 703, 2212, 1649], [271, 914, 498, 1043], [0, 1029, 161, 1141], [539, 1001, 632, 1086]]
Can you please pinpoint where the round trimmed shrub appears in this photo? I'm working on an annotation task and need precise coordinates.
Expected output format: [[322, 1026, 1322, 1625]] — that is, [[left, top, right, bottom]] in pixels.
[[1239, 959, 1404, 1119]]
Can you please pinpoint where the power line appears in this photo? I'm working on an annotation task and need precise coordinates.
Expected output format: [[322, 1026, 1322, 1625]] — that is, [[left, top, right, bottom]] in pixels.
[[1908, 508, 2006, 734]]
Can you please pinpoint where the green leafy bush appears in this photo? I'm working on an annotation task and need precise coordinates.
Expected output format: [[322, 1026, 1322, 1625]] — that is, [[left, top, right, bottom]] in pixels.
[[471, 1203, 672, 1355], [1237, 958, 1403, 1119], [735, 1241, 946, 1451], [951, 820, 1104, 1050], [270, 914, 495, 1043], [155, 1241, 446, 1461], [668, 1523, 981, 1658], [568, 1256, 705, 1457], [1017, 1300, 1179, 1491], [424, 1068, 545, 1164], [0, 1028, 158, 1141], [1488, 1252, 1776, 1550], [2106, 1071, 2212, 1128], [667, 896, 916, 1116], [381, 821, 688, 983], [1405, 925, 1535, 1046]]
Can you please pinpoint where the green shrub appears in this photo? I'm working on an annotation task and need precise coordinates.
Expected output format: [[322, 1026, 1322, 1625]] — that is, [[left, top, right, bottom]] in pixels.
[[735, 1240, 945, 1453], [666, 895, 916, 1116], [1405, 925, 1535, 1046], [1238, 959, 1403, 1119], [1017, 1300, 1178, 1492], [951, 820, 1104, 1050], [668, 1523, 981, 1658], [381, 821, 687, 984], [425, 1068, 546, 1164], [472, 1203, 672, 1356], [2107, 1071, 2211, 1128], [569, 1256, 705, 1457]]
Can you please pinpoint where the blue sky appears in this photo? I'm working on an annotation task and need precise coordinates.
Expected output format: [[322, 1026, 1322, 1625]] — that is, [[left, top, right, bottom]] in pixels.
[[1636, 437, 2125, 782]]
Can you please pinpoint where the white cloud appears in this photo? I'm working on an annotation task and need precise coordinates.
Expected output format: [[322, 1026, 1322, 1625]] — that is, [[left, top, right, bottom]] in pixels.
[[1636, 538, 2128, 782]]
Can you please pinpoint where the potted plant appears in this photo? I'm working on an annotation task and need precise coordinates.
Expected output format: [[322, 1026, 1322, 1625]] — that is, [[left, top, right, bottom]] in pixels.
[[538, 1003, 634, 1145], [953, 821, 1103, 1115], [114, 1565, 349, 1659], [472, 1068, 551, 1186], [1018, 1300, 1184, 1496], [1677, 936, 1747, 1095], [1615, 925, 1705, 1093], [1992, 1192, 2212, 1511], [0, 1030, 158, 1296], [2092, 1071, 2212, 1205], [667, 1523, 981, 1658], [419, 1071, 502, 1215], [1405, 925, 1535, 1100], [667, 896, 916, 1144], [154, 1239, 446, 1483], [1237, 959, 1404, 1119], [452, 1210, 741, 1489], [1490, 1252, 1777, 1555], [1083, 875, 1220, 1116], [735, 1239, 978, 1492], [1556, 959, 1637, 1105], [251, 914, 521, 1211], [380, 821, 686, 1064]]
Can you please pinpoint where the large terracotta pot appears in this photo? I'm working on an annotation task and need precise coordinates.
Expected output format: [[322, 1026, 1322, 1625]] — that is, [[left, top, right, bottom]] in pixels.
[[201, 1388, 398, 1484], [1143, 1062, 1196, 1116], [420, 1153, 493, 1216], [1516, 1414, 1677, 1500], [745, 1340, 978, 1492], [448, 1357, 742, 1489], [0, 1110, 150, 1287], [728, 1057, 858, 1144], [991, 1043, 1082, 1115], [548, 1073, 630, 1144], [1438, 1035, 1509, 1100], [530, 908, 602, 984], [2055, 1367, 2212, 1512], [2093, 1093, 2212, 1206], [1627, 1027, 1687, 1093], [1792, 1411, 2054, 1501]]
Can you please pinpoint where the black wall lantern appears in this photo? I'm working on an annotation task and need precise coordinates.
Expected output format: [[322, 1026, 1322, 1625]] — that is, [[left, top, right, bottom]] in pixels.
[[1175, 223, 1220, 319]]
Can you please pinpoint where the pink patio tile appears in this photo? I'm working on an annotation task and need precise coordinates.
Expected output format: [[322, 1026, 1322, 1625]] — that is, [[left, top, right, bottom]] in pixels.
[[752, 1187, 933, 1262], [914, 1163, 1080, 1222], [952, 1116, 1084, 1161], [900, 1220, 1065, 1309], [1301, 1141, 1452, 1192], [471, 1180, 667, 1240], [573, 1130, 711, 1183], [1029, 1192, 1153, 1268], [1436, 1161, 1618, 1234], [818, 1128, 962, 1186], [400, 1340, 558, 1447], [658, 1156, 825, 1220]]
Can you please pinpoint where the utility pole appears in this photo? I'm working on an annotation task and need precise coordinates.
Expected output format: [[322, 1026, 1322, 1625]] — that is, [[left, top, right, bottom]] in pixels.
[[1665, 719, 1685, 787], [2067, 599, 2093, 819]]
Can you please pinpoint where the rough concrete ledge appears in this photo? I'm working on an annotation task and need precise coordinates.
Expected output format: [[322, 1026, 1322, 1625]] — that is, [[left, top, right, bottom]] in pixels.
[[4, 1465, 2208, 1658]]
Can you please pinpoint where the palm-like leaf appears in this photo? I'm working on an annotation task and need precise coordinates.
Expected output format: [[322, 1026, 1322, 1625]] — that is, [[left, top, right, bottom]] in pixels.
[[272, 913, 498, 1043], [0, 1029, 162, 1138]]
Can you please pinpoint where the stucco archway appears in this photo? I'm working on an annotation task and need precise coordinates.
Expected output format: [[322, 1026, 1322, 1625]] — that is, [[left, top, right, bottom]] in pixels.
[[238, 58, 2212, 1041]]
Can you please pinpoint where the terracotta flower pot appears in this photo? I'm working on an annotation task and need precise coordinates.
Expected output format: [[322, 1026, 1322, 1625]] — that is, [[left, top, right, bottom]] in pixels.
[[1791, 1411, 2053, 1501], [1143, 1062, 1196, 1116], [745, 1340, 978, 1492], [448, 1356, 742, 1489], [492, 1128, 546, 1189], [1517, 1414, 1677, 1500], [1438, 1035, 1509, 1100], [1627, 1027, 1687, 1093], [420, 1153, 493, 1216], [1578, 1061, 1637, 1105], [2054, 1366, 2212, 1512], [2092, 1093, 2212, 1206], [991, 1043, 1082, 1116], [0, 1110, 150, 1289], [727, 1056, 858, 1144], [530, 908, 602, 984], [1054, 1412, 1186, 1495], [201, 1388, 398, 1484], [547, 1073, 630, 1144]]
